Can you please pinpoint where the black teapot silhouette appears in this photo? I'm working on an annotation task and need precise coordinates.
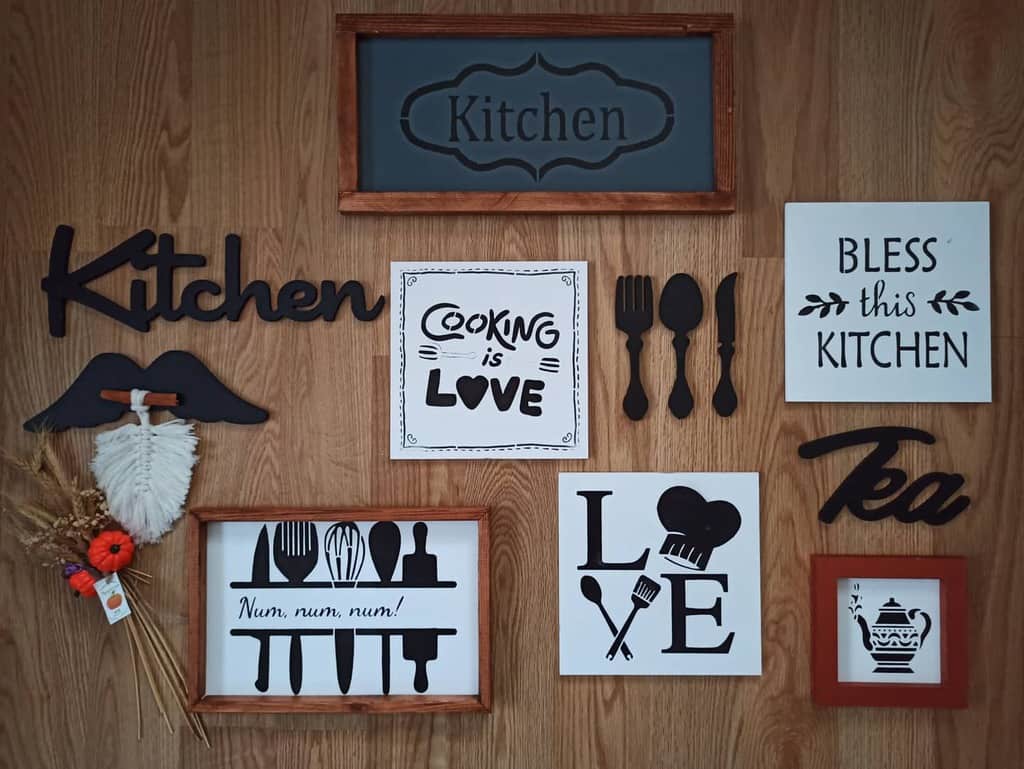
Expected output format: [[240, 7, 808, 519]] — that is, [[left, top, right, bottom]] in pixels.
[[854, 597, 932, 674]]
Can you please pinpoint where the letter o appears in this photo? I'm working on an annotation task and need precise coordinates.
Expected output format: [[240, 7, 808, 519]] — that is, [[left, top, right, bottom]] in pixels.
[[441, 311, 464, 332], [466, 313, 487, 333]]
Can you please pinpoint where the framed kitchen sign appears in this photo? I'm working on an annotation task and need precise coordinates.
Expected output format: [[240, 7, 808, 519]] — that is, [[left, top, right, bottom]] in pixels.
[[811, 555, 968, 709], [336, 14, 734, 213], [187, 507, 490, 713]]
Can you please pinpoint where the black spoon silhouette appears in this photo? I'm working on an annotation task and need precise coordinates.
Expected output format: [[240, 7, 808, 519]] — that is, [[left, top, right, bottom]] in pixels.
[[660, 274, 703, 419], [579, 576, 632, 660]]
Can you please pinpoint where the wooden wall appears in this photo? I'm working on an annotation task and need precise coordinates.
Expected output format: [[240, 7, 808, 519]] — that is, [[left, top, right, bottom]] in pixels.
[[2, 1, 1021, 767]]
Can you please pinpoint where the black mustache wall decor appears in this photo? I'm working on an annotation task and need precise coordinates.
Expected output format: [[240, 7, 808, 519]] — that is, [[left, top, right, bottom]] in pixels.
[[615, 273, 739, 420], [23, 350, 268, 432], [42, 225, 385, 337], [798, 426, 970, 525]]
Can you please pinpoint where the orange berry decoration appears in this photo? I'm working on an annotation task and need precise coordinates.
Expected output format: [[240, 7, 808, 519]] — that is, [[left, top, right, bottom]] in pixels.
[[88, 530, 135, 573]]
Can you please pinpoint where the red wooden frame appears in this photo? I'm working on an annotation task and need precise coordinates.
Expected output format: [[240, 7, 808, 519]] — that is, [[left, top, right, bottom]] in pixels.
[[187, 506, 491, 714], [335, 14, 735, 214], [811, 555, 968, 709]]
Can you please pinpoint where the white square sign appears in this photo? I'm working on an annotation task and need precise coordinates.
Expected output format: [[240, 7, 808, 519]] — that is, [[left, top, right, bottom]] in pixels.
[[558, 473, 761, 676], [391, 262, 588, 459], [785, 202, 991, 402]]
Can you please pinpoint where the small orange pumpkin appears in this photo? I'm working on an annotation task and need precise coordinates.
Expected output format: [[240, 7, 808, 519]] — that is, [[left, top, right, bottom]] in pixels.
[[64, 564, 97, 597], [88, 530, 135, 573]]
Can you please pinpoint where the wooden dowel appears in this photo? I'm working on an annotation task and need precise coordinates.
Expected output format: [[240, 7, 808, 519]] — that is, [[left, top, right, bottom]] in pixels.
[[100, 389, 179, 407]]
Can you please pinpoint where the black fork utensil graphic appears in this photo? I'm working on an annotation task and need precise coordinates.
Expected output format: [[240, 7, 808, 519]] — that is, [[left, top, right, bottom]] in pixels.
[[616, 275, 654, 421]]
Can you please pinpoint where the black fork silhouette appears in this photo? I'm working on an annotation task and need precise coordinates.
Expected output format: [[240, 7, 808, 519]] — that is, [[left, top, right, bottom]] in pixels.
[[273, 521, 319, 584], [615, 275, 654, 421]]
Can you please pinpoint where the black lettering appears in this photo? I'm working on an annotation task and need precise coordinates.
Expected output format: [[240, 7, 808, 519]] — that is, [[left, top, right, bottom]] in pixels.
[[517, 107, 538, 141], [839, 237, 858, 273], [573, 107, 595, 140], [520, 379, 544, 416], [490, 377, 520, 411], [497, 100, 514, 141], [883, 237, 901, 272], [661, 573, 735, 654], [576, 491, 650, 571], [425, 368, 456, 407], [600, 106, 626, 140], [448, 95, 478, 142], [870, 331, 892, 367], [922, 237, 938, 271], [541, 91, 566, 141], [818, 331, 839, 368]]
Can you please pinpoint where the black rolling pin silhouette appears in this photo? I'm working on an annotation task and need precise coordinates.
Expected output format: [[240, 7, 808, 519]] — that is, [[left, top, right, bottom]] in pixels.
[[402, 629, 440, 693], [402, 522, 437, 587]]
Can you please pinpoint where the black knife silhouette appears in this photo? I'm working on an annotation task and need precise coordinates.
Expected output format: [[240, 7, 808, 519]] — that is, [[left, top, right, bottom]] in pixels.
[[713, 273, 738, 417], [254, 630, 271, 692]]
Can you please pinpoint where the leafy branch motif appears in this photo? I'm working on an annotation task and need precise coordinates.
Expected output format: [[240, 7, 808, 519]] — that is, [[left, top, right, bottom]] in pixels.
[[848, 585, 863, 618], [928, 289, 979, 316], [799, 292, 849, 318]]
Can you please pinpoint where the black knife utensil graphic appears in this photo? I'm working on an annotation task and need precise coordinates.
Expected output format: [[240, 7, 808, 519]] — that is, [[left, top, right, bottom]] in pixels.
[[253, 629, 271, 692], [712, 273, 739, 417], [615, 275, 654, 420], [579, 576, 632, 660], [660, 274, 703, 419], [251, 525, 271, 586]]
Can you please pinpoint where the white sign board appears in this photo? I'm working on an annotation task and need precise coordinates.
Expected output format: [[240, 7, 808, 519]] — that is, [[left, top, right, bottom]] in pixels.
[[785, 202, 991, 402], [203, 519, 479, 698], [391, 262, 588, 459], [558, 473, 761, 676]]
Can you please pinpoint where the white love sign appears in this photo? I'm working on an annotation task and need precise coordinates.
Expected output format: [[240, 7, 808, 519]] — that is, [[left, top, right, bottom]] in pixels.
[[391, 262, 588, 459], [558, 473, 761, 677], [785, 202, 991, 402]]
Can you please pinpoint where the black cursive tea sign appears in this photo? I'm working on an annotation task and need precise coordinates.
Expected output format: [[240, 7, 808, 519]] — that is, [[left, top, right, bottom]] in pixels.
[[42, 225, 385, 337], [798, 426, 970, 525]]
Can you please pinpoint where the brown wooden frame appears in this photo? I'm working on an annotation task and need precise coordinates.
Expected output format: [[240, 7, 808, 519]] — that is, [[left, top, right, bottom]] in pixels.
[[811, 555, 968, 709], [336, 14, 735, 214], [187, 506, 491, 713]]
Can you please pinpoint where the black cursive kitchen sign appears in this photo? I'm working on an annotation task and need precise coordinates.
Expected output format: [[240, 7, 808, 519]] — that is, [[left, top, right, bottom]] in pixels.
[[42, 225, 385, 337]]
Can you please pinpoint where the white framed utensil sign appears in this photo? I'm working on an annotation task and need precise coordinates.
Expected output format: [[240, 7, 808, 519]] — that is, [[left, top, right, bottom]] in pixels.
[[187, 507, 491, 713]]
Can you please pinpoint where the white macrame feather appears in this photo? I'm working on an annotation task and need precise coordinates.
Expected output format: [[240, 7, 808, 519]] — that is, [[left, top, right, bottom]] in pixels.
[[91, 389, 199, 543]]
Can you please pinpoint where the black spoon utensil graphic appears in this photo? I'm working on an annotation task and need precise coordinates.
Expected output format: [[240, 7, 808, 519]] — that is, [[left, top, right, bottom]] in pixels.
[[580, 576, 633, 660], [660, 274, 703, 419], [369, 521, 401, 583]]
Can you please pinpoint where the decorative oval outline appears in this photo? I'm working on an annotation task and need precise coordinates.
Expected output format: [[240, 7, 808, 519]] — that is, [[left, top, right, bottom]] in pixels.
[[399, 53, 675, 181]]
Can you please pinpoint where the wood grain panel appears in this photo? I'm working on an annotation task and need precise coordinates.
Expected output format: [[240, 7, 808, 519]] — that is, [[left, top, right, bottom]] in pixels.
[[2, 0, 1022, 767]]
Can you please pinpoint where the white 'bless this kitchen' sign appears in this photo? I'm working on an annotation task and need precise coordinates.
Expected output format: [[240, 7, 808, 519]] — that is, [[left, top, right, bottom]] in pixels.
[[785, 202, 991, 402]]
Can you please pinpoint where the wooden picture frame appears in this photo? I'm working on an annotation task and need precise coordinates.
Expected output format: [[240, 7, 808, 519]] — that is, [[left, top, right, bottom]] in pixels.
[[187, 506, 491, 713], [336, 14, 735, 214], [811, 555, 968, 709]]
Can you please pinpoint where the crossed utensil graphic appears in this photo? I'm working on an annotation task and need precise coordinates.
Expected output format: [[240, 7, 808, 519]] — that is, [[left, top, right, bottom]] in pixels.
[[579, 575, 662, 660]]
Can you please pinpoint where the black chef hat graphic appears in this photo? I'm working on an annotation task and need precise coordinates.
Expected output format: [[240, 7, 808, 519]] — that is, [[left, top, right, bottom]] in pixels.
[[657, 486, 741, 571]]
